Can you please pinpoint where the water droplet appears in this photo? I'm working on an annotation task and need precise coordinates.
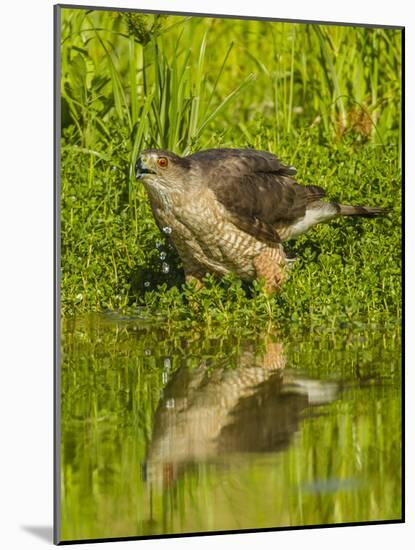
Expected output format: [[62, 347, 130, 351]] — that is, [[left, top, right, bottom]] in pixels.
[[161, 262, 170, 274], [159, 251, 167, 260], [163, 358, 171, 370], [162, 371, 168, 384], [144, 281, 150, 287], [155, 241, 162, 249], [162, 226, 172, 234], [75, 293, 83, 302], [165, 398, 175, 409], [144, 349, 152, 356]]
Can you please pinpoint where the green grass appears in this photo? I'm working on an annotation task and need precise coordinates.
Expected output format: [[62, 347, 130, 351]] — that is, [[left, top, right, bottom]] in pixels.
[[59, 8, 402, 326]]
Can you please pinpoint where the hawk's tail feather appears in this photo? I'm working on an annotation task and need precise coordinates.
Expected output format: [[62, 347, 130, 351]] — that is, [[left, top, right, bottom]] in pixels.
[[306, 185, 326, 202], [338, 204, 388, 218]]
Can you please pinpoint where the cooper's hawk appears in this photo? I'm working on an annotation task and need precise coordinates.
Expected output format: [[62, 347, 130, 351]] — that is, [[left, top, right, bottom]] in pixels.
[[144, 338, 338, 488], [135, 148, 386, 292]]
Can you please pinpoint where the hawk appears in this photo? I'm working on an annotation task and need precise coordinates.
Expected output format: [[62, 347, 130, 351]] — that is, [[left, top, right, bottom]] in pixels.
[[135, 148, 386, 292], [145, 338, 338, 487]]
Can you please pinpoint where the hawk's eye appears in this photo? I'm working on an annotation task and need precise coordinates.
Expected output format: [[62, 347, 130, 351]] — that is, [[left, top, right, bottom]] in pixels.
[[157, 157, 169, 168]]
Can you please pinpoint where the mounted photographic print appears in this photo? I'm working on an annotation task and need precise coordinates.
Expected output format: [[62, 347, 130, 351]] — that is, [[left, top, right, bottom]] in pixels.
[[54, 3, 404, 545]]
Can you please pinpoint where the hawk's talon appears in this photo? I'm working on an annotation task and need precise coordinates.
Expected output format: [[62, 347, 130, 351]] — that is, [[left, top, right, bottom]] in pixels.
[[185, 273, 205, 291]]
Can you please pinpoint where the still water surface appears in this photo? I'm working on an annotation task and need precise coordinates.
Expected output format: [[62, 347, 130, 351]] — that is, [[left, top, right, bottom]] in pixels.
[[60, 314, 402, 541]]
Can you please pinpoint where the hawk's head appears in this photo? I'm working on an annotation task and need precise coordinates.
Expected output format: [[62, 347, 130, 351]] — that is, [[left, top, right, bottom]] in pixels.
[[135, 149, 190, 189]]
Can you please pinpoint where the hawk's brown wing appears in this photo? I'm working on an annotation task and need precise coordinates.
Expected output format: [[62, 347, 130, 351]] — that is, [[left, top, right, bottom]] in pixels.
[[189, 148, 297, 177], [188, 148, 325, 244]]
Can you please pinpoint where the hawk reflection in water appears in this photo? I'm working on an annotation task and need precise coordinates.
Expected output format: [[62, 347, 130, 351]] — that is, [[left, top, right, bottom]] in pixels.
[[144, 338, 338, 488], [136, 148, 386, 292]]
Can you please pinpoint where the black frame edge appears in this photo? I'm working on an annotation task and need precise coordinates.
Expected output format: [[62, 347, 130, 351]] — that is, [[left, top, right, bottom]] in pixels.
[[55, 3, 404, 31], [53, 3, 62, 546], [57, 519, 404, 545]]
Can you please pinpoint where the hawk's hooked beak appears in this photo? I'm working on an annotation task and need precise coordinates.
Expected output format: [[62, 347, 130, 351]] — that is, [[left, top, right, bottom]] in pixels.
[[135, 156, 156, 179]]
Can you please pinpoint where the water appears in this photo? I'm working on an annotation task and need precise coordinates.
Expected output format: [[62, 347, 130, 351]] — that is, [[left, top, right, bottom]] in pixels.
[[60, 314, 402, 541]]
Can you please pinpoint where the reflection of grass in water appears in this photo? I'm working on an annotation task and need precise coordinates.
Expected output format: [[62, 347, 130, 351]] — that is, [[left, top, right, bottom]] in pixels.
[[60, 316, 401, 540], [60, 8, 402, 325]]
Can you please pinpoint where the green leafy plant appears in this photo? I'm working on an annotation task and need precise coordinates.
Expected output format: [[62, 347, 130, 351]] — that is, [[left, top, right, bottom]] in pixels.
[[60, 9, 402, 327]]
